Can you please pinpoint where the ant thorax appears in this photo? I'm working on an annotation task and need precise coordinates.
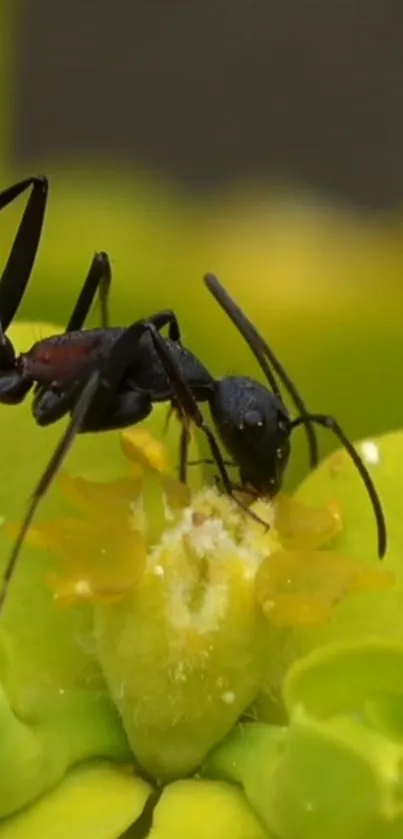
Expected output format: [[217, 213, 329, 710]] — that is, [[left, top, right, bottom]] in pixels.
[[22, 331, 106, 385]]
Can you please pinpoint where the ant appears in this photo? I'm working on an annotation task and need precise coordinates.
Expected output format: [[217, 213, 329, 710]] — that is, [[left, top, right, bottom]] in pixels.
[[0, 192, 318, 615], [0, 262, 385, 614]]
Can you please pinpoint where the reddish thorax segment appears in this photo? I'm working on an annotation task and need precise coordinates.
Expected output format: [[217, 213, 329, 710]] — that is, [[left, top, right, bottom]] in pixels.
[[20, 331, 106, 384]]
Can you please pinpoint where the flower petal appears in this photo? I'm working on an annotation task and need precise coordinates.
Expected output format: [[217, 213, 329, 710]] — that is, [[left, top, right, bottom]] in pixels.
[[273, 493, 342, 550], [19, 517, 146, 605], [57, 473, 143, 521], [121, 427, 170, 473], [256, 549, 394, 628]]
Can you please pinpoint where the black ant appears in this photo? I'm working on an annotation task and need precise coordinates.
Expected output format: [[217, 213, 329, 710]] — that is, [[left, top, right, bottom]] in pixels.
[[0, 193, 319, 615], [0, 258, 385, 613]]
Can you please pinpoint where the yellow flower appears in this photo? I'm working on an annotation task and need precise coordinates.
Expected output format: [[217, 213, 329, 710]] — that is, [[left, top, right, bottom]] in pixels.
[[12, 427, 394, 781]]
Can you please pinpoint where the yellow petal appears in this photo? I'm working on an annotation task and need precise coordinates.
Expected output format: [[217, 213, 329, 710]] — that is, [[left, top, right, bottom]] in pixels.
[[57, 473, 143, 520], [255, 549, 395, 628], [161, 473, 191, 510], [121, 428, 170, 473], [16, 517, 146, 605], [273, 493, 342, 550]]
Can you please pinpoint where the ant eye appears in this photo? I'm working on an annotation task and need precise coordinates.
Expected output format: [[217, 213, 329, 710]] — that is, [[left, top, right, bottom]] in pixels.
[[243, 409, 265, 430]]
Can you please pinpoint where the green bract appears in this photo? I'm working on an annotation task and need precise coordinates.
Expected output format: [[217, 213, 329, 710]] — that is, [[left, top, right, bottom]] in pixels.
[[0, 763, 152, 839], [204, 708, 403, 839], [293, 429, 403, 653], [205, 641, 403, 838], [203, 433, 403, 838]]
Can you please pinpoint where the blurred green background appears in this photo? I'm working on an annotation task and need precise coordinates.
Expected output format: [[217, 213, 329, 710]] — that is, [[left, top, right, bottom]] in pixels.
[[0, 0, 403, 491]]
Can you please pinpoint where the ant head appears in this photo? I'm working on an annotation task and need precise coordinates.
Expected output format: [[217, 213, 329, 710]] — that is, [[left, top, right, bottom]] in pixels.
[[211, 376, 291, 496], [204, 273, 319, 470], [0, 325, 15, 370]]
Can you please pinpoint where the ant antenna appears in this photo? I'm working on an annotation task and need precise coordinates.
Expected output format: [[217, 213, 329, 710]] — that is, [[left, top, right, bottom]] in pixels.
[[290, 413, 387, 559], [203, 273, 319, 470], [66, 251, 112, 332]]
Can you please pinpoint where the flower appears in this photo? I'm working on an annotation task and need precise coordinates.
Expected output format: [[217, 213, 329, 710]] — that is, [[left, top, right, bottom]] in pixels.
[[12, 423, 393, 787], [0, 343, 397, 837]]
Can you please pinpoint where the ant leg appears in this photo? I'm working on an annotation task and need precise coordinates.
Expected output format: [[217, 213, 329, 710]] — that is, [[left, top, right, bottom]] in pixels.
[[1, 320, 158, 615], [204, 273, 319, 470], [33, 380, 152, 433], [142, 325, 229, 485], [0, 374, 33, 405], [79, 388, 152, 432], [145, 322, 269, 526], [66, 251, 112, 331], [32, 378, 86, 426], [172, 409, 234, 483], [33, 315, 164, 429], [147, 309, 181, 342], [34, 251, 112, 417], [0, 176, 48, 330], [162, 397, 190, 482], [75, 313, 185, 433], [179, 424, 191, 482], [188, 458, 236, 467], [290, 413, 387, 559], [0, 369, 101, 616], [163, 403, 175, 436]]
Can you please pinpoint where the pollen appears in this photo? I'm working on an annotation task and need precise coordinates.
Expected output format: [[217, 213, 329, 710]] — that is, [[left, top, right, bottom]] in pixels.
[[74, 579, 93, 597]]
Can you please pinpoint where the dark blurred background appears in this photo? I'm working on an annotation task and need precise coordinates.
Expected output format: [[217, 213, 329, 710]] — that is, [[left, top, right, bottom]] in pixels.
[[15, 0, 403, 212], [0, 0, 402, 496]]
